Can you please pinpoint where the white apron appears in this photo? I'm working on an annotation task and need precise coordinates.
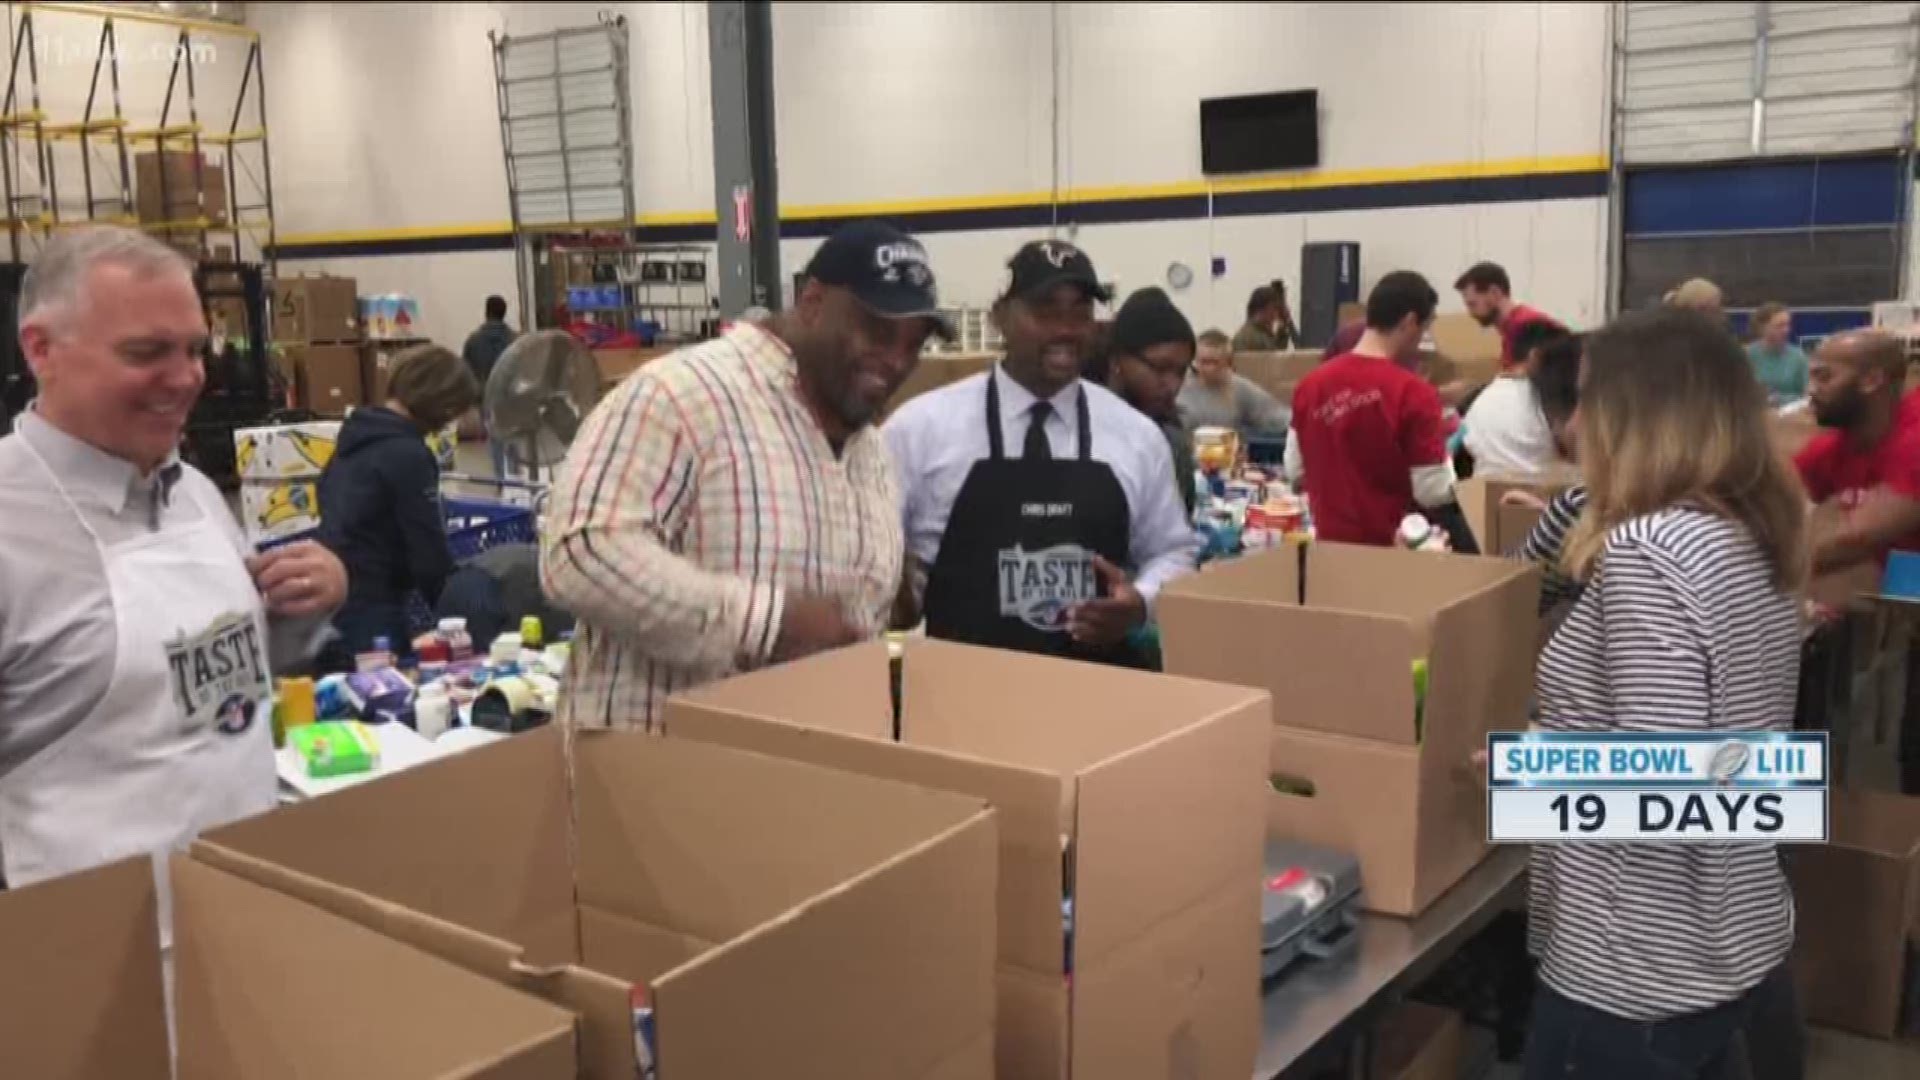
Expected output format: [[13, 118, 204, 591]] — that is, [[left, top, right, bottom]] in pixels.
[[0, 441, 277, 892]]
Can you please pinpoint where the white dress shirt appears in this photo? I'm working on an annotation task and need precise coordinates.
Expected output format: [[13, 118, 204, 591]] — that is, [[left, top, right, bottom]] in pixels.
[[883, 365, 1200, 609], [0, 410, 326, 778]]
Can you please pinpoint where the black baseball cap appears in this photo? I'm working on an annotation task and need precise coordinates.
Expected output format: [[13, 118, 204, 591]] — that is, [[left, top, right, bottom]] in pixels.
[[803, 220, 953, 339], [1003, 239, 1112, 304]]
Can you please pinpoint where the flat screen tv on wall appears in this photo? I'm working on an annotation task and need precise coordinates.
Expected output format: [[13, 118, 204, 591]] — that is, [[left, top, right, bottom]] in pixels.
[[1200, 89, 1320, 174]]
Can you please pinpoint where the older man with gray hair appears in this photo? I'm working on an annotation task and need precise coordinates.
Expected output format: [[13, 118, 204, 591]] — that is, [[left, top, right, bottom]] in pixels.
[[0, 225, 345, 892]]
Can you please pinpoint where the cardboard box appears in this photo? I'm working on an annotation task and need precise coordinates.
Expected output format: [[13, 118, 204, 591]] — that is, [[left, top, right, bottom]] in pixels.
[[1159, 543, 1540, 915], [134, 149, 227, 225], [1374, 1002, 1464, 1080], [1455, 473, 1578, 557], [1234, 349, 1323, 407], [1786, 788, 1920, 1038], [292, 343, 365, 414], [664, 639, 1271, 1080], [196, 726, 1000, 1080], [274, 274, 361, 344], [885, 352, 997, 415], [0, 855, 577, 1079]]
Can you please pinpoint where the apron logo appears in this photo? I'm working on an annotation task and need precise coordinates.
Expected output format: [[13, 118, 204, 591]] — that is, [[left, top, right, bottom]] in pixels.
[[165, 612, 268, 736], [214, 694, 257, 736], [998, 543, 1097, 632]]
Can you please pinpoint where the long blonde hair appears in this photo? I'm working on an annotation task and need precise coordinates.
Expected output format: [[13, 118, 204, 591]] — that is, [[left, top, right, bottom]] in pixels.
[[1563, 308, 1807, 590]]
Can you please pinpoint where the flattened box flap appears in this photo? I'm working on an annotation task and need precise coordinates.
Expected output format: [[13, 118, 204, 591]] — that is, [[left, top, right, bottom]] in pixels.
[[663, 685, 1073, 976], [572, 728, 992, 947], [901, 637, 1267, 776], [173, 856, 577, 1080], [652, 810, 998, 1080], [203, 723, 578, 960], [0, 857, 169, 1080]]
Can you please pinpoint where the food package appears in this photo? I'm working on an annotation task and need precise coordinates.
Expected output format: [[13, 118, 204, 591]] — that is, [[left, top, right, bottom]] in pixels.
[[288, 720, 381, 778]]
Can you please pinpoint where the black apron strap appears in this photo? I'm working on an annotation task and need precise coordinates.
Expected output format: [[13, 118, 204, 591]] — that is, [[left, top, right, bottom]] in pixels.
[[986, 371, 1006, 461], [1075, 385, 1092, 461]]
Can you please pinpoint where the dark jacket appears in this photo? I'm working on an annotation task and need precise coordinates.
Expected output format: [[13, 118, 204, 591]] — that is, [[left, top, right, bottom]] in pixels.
[[462, 320, 516, 386], [317, 407, 452, 617]]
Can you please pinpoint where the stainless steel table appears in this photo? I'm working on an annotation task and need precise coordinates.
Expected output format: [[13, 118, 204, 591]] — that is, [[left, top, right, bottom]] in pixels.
[[1254, 846, 1528, 1079]]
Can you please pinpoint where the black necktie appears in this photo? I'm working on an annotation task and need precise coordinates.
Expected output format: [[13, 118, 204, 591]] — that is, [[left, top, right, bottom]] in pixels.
[[1024, 401, 1053, 461]]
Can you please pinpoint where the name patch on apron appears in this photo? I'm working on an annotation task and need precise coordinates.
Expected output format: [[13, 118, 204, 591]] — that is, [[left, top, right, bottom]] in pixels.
[[165, 611, 268, 736], [997, 543, 1097, 631]]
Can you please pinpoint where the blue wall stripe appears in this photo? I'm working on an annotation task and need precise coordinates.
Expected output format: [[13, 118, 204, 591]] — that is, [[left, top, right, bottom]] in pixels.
[[272, 167, 1609, 260]]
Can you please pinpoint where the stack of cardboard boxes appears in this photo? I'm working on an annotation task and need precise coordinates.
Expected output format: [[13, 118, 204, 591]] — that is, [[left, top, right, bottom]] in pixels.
[[272, 274, 364, 415], [134, 149, 228, 251], [1160, 543, 1540, 916]]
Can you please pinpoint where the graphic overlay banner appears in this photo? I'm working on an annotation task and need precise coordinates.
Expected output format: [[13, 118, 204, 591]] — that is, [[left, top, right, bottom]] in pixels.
[[1487, 732, 1828, 843]]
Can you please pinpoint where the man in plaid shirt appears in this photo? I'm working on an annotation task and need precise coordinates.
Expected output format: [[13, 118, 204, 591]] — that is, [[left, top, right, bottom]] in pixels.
[[542, 221, 950, 730]]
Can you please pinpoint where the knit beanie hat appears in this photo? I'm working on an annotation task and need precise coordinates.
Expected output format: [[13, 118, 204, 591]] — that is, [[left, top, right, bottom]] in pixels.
[[1108, 287, 1195, 357]]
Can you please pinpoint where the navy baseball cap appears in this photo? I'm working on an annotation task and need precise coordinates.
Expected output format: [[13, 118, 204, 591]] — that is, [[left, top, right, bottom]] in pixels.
[[803, 220, 953, 339], [1003, 239, 1112, 304]]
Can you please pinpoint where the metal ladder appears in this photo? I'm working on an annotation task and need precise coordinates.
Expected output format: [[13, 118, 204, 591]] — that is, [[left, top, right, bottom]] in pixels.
[[488, 12, 637, 329]]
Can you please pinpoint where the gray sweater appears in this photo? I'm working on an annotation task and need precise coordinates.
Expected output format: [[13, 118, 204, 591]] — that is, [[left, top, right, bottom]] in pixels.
[[1178, 373, 1291, 439]]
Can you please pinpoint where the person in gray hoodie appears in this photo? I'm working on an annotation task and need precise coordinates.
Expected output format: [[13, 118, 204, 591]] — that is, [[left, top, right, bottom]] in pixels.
[[1178, 328, 1291, 441]]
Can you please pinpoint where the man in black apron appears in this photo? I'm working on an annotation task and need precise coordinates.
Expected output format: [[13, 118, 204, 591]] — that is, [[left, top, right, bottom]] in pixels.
[[885, 240, 1200, 666]]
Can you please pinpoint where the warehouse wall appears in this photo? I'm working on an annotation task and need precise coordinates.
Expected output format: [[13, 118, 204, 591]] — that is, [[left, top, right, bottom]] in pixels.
[[253, 1, 1612, 346]]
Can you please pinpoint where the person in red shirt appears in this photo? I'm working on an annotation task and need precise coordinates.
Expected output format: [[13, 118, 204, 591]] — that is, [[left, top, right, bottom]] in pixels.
[[1795, 330, 1920, 572], [1454, 261, 1559, 371], [1284, 271, 1477, 551]]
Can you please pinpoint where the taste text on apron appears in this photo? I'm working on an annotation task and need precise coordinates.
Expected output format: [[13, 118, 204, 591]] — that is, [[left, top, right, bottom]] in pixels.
[[922, 372, 1137, 665]]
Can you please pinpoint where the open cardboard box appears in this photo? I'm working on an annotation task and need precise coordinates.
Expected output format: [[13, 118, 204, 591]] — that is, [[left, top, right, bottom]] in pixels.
[[1785, 788, 1920, 1038], [662, 639, 1271, 1080], [1455, 472, 1579, 557], [195, 726, 999, 1080], [1234, 350, 1324, 407], [0, 855, 577, 1079], [1159, 543, 1539, 916]]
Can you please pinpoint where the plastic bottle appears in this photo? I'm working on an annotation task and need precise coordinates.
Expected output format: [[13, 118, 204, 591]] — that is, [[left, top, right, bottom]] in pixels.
[[414, 682, 453, 740], [275, 677, 317, 747], [438, 617, 474, 662], [355, 635, 395, 673], [490, 631, 523, 667]]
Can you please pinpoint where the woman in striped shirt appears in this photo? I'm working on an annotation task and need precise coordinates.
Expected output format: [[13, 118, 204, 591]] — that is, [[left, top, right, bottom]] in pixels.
[[1524, 308, 1809, 1079]]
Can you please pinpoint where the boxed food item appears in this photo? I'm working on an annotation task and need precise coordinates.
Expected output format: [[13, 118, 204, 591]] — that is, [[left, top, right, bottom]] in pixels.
[[273, 274, 361, 345], [1159, 543, 1539, 915], [197, 726, 999, 1080], [0, 855, 577, 1079], [234, 420, 341, 481], [1785, 788, 1920, 1038], [665, 639, 1271, 1080], [134, 149, 227, 225], [360, 293, 423, 340], [240, 479, 320, 543]]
